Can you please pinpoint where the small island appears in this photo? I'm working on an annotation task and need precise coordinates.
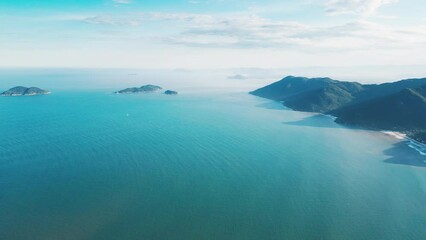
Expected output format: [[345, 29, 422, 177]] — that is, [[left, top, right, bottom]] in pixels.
[[115, 85, 162, 94], [1, 86, 50, 96], [164, 90, 178, 95]]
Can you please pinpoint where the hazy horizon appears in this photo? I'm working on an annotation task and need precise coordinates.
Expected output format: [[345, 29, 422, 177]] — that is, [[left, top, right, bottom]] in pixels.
[[1, 65, 426, 91]]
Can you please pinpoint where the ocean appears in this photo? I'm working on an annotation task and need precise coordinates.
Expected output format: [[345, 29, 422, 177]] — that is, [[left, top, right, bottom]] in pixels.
[[1, 71, 426, 240]]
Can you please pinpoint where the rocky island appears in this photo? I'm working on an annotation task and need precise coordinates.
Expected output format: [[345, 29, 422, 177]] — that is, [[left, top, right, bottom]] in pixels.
[[115, 85, 162, 94], [251, 76, 426, 144], [1, 86, 50, 96], [164, 90, 178, 95]]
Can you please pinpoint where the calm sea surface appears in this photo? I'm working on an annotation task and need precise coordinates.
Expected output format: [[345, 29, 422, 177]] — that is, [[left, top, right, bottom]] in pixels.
[[1, 90, 426, 240]]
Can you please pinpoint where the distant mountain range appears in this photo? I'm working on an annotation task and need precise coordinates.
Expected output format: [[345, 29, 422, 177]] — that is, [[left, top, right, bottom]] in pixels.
[[250, 76, 426, 144]]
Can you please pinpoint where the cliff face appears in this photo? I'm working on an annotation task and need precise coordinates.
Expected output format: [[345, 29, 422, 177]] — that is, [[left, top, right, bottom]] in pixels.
[[251, 77, 426, 143]]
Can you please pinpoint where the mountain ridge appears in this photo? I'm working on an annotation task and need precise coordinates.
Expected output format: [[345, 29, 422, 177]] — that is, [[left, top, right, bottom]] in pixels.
[[250, 76, 426, 144]]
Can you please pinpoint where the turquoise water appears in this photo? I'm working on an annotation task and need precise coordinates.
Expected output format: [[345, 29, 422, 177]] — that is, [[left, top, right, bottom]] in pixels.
[[1, 90, 426, 240]]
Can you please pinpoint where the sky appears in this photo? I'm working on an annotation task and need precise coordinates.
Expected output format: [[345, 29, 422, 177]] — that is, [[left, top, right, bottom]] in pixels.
[[0, 0, 426, 72]]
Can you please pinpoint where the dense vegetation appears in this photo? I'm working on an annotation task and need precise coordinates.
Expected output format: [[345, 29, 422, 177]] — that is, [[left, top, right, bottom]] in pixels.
[[251, 76, 426, 143]]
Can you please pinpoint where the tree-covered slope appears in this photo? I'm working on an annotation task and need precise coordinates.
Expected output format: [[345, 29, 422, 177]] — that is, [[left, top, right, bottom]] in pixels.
[[250, 76, 364, 112], [352, 78, 426, 104], [334, 84, 426, 142], [251, 76, 426, 143]]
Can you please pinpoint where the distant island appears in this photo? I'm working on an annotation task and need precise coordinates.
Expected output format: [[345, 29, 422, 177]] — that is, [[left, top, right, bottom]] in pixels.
[[164, 90, 178, 95], [115, 85, 162, 94], [1, 86, 50, 96], [250, 76, 426, 144]]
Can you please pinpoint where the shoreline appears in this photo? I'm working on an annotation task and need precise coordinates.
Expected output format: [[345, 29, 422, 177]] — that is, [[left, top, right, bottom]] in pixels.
[[382, 131, 426, 156], [382, 131, 407, 140], [290, 103, 426, 157], [320, 113, 337, 121], [276, 98, 426, 157]]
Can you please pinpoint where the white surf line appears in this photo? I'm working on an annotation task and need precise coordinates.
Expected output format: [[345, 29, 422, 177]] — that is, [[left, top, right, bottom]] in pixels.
[[382, 131, 426, 157], [320, 113, 337, 121], [407, 140, 426, 156], [382, 131, 407, 140]]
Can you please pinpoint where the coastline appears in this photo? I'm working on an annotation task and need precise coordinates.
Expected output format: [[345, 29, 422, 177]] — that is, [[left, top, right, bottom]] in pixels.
[[320, 113, 337, 121], [0, 92, 51, 97], [276, 99, 426, 157], [382, 131, 407, 140], [382, 131, 426, 156]]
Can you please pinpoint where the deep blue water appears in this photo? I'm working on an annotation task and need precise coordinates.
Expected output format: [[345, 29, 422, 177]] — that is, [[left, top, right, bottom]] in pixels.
[[1, 90, 426, 240]]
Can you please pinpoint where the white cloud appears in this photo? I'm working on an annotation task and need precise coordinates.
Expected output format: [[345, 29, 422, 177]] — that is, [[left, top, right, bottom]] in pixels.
[[83, 16, 141, 26], [325, 0, 398, 15], [161, 15, 426, 50], [80, 13, 214, 26], [2, 1, 426, 70], [112, 0, 132, 4], [228, 74, 250, 80], [77, 13, 426, 51]]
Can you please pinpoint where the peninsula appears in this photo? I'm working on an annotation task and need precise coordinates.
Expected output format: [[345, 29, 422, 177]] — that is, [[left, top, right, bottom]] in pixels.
[[251, 76, 426, 144]]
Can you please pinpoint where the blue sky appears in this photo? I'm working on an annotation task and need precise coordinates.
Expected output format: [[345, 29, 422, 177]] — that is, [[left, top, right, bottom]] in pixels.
[[0, 0, 425, 70]]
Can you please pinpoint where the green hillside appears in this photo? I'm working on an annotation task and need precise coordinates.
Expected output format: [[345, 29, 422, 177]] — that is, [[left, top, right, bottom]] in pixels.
[[251, 76, 426, 143]]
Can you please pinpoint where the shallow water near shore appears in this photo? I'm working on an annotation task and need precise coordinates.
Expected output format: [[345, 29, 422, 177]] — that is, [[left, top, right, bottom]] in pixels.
[[1, 90, 426, 240]]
